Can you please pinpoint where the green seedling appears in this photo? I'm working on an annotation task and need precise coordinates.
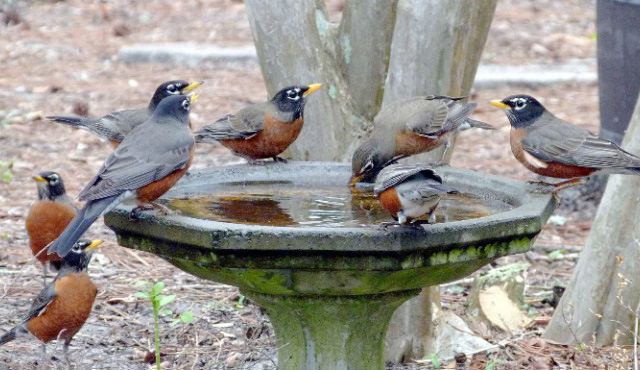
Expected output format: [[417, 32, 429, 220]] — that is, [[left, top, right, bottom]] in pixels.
[[235, 294, 246, 309], [422, 353, 440, 369], [548, 249, 566, 260], [135, 281, 195, 370], [0, 160, 14, 184], [486, 359, 501, 370]]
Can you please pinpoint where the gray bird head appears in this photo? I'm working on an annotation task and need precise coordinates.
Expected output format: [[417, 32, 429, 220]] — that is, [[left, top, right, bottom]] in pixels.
[[149, 80, 203, 109], [152, 94, 198, 124], [350, 140, 390, 187], [33, 171, 66, 200], [490, 94, 545, 128]]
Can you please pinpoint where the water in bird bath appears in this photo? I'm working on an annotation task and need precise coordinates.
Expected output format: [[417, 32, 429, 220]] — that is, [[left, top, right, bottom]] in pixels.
[[159, 180, 513, 228]]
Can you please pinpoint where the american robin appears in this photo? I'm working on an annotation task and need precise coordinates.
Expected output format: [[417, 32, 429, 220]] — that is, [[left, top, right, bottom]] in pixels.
[[490, 94, 640, 191], [351, 95, 495, 187], [47, 93, 197, 257], [374, 164, 458, 228], [0, 239, 103, 366], [194, 84, 322, 163], [47, 80, 202, 147], [25, 171, 77, 283]]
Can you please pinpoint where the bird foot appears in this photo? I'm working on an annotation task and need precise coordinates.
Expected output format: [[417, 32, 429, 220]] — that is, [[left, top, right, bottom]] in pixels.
[[129, 203, 179, 220], [527, 181, 555, 194], [272, 156, 288, 163]]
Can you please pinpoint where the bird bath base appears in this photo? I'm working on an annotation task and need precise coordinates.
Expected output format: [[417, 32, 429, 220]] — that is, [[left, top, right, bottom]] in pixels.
[[105, 162, 556, 369]]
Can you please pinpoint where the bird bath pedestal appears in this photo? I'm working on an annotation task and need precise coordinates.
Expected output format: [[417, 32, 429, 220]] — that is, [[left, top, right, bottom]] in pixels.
[[104, 162, 555, 370]]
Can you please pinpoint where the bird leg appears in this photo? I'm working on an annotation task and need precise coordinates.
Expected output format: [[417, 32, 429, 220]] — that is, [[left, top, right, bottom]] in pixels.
[[63, 339, 72, 369], [40, 343, 50, 368], [552, 177, 584, 193], [527, 180, 556, 193], [438, 139, 451, 165]]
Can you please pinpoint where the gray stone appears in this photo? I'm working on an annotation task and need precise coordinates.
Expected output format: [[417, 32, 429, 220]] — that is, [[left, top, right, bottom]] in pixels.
[[117, 43, 257, 67]]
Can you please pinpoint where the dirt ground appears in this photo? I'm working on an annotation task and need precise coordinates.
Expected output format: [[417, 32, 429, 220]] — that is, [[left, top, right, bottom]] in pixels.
[[0, 0, 626, 369]]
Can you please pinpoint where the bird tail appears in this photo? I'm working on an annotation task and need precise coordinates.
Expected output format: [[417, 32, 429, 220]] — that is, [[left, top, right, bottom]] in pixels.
[[46, 115, 85, 128], [47, 195, 120, 257], [465, 119, 496, 131], [0, 328, 16, 346]]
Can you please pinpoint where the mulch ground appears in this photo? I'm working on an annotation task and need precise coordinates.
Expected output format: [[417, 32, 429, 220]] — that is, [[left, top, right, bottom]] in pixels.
[[2, 0, 632, 369]]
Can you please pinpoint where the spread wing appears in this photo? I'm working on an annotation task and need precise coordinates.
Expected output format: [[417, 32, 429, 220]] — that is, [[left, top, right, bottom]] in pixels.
[[195, 105, 266, 142], [78, 121, 194, 201], [374, 164, 442, 196], [24, 283, 56, 322], [522, 120, 640, 169]]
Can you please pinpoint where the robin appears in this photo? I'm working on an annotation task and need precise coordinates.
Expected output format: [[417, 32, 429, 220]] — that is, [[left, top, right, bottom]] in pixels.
[[490, 94, 640, 191], [374, 164, 458, 228], [25, 172, 77, 283], [0, 239, 103, 366], [47, 93, 197, 258], [350, 95, 495, 187], [47, 80, 202, 147], [194, 84, 323, 163]]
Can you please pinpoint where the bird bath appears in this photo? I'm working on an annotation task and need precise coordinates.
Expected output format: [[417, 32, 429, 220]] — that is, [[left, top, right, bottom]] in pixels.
[[104, 162, 556, 370]]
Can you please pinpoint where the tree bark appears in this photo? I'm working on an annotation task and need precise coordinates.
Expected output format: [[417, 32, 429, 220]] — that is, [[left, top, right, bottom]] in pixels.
[[245, 0, 497, 361], [544, 94, 640, 346]]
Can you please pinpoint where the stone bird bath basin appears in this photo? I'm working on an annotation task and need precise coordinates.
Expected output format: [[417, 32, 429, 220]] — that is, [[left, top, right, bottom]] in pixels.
[[104, 162, 556, 370]]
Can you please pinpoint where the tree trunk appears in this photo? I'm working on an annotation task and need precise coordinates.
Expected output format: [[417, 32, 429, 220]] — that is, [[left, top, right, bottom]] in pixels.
[[544, 94, 640, 346], [245, 0, 497, 361]]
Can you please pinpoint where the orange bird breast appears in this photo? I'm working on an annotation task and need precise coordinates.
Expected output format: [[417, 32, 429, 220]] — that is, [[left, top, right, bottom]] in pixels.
[[377, 187, 402, 217], [394, 131, 446, 157], [25, 201, 76, 264], [510, 128, 595, 179], [136, 147, 195, 205], [220, 115, 304, 160], [27, 273, 97, 342]]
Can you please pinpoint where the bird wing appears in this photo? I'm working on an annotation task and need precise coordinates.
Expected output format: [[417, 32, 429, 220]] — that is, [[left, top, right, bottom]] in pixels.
[[78, 121, 194, 201], [522, 120, 640, 169], [381, 95, 469, 137], [96, 109, 148, 140], [24, 283, 56, 322], [196, 106, 265, 141], [397, 181, 445, 205], [374, 164, 442, 196]]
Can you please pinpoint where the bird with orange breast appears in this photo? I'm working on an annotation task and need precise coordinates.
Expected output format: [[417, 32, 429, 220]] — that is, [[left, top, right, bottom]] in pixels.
[[0, 240, 103, 366], [490, 94, 640, 192], [194, 84, 322, 164], [374, 164, 458, 228], [351, 95, 495, 187], [26, 171, 77, 284], [47, 93, 197, 258]]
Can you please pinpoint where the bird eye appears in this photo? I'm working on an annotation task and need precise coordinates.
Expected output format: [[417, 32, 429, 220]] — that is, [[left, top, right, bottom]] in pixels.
[[181, 99, 190, 110], [49, 174, 59, 183], [286, 90, 299, 100], [514, 99, 526, 110], [167, 84, 177, 93], [72, 244, 82, 253]]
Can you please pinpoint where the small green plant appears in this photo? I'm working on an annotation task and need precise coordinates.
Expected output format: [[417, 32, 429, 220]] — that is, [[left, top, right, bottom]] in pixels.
[[486, 359, 501, 370], [548, 249, 566, 260], [422, 353, 440, 369], [135, 281, 195, 369], [235, 294, 247, 309], [0, 160, 14, 184]]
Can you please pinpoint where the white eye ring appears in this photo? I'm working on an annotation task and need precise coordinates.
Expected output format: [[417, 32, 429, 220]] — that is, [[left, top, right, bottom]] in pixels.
[[167, 84, 177, 93], [286, 90, 300, 100], [513, 99, 526, 110], [49, 174, 59, 183], [181, 100, 190, 110]]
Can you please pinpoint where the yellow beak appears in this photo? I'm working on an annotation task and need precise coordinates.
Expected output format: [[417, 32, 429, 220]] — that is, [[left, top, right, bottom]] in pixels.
[[189, 92, 200, 104], [33, 176, 47, 183], [182, 81, 203, 93], [349, 174, 363, 189], [303, 83, 323, 97], [489, 100, 510, 109], [86, 240, 104, 251]]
